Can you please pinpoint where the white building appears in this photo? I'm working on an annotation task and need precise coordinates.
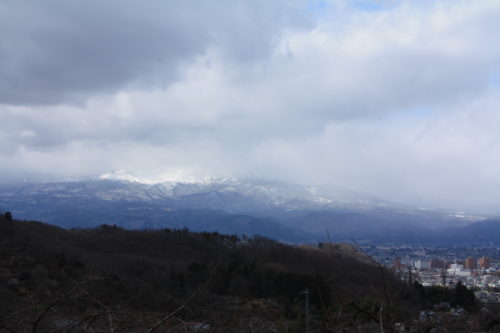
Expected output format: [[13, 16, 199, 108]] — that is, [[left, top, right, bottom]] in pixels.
[[447, 264, 471, 277], [416, 260, 431, 270]]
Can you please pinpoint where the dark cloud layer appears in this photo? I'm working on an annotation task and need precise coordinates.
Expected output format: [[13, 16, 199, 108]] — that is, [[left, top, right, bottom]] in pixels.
[[0, 0, 310, 105]]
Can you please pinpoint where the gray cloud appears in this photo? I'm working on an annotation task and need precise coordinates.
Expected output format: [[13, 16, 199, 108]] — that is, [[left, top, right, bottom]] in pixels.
[[0, 0, 310, 105], [2, 0, 500, 213]]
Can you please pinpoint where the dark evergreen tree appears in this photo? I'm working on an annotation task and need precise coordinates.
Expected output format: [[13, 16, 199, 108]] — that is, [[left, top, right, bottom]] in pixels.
[[452, 281, 477, 310], [4, 211, 12, 222]]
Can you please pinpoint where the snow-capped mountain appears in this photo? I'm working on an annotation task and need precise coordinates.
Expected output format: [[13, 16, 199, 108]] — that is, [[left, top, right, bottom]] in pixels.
[[97, 169, 211, 185], [92, 170, 388, 212], [0, 171, 487, 243], [98, 169, 146, 183]]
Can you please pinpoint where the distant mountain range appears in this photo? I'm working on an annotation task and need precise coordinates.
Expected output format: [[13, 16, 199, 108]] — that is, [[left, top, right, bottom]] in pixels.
[[0, 171, 496, 245]]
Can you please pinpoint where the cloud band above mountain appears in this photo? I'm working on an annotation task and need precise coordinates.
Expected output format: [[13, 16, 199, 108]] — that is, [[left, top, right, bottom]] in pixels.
[[1, 0, 500, 212]]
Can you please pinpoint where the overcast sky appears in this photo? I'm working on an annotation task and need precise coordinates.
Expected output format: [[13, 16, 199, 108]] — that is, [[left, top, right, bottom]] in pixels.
[[1, 0, 500, 212]]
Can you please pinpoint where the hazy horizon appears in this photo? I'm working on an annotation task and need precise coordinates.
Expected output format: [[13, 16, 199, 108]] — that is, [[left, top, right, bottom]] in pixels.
[[2, 1, 500, 213]]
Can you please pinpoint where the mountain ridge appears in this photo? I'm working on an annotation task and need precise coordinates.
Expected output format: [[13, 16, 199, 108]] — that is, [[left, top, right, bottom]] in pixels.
[[0, 176, 494, 245]]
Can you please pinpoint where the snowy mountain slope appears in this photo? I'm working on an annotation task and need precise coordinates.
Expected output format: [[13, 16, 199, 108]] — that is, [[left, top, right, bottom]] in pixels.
[[0, 173, 487, 243]]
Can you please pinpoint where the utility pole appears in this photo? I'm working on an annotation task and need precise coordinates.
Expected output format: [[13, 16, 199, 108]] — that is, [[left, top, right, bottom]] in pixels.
[[440, 269, 447, 287], [301, 289, 310, 333]]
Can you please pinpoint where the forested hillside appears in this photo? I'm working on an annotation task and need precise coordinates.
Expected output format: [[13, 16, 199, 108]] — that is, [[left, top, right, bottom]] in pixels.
[[0, 215, 487, 332]]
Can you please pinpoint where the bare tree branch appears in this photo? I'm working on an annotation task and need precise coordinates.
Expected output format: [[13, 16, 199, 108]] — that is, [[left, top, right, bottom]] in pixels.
[[350, 237, 394, 333], [72, 278, 115, 333], [31, 276, 106, 333], [145, 259, 220, 333], [32, 284, 79, 333]]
